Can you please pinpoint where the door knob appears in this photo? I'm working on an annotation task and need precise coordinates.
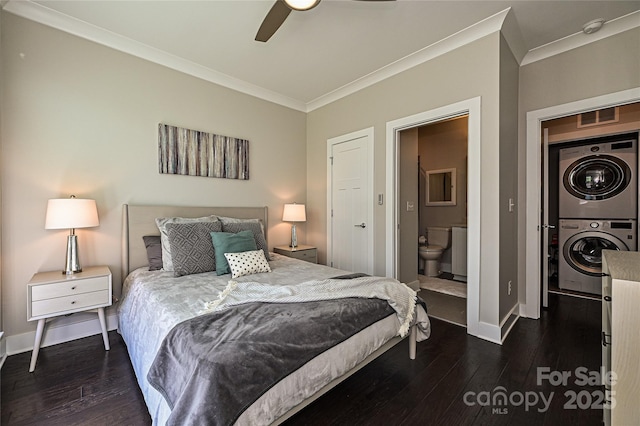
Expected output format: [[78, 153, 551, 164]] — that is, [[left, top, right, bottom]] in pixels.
[[354, 223, 366, 228]]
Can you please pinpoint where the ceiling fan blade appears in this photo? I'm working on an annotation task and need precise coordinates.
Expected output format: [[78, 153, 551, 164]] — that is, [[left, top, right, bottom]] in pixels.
[[255, 0, 292, 42]]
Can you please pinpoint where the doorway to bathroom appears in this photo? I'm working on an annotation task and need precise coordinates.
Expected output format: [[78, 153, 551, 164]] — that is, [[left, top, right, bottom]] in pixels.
[[386, 97, 481, 337], [410, 116, 469, 326]]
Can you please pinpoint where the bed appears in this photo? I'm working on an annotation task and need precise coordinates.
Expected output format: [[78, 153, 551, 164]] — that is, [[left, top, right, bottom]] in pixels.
[[117, 204, 430, 425]]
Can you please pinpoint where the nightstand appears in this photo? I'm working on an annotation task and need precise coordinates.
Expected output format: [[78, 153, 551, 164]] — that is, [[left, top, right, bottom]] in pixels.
[[274, 245, 318, 264], [27, 265, 112, 372]]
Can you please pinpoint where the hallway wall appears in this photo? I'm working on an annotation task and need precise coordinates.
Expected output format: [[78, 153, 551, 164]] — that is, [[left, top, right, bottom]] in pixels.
[[398, 128, 419, 287]]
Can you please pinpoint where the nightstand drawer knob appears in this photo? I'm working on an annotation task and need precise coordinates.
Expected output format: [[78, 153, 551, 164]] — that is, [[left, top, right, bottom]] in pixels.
[[71, 286, 77, 290], [71, 301, 77, 304]]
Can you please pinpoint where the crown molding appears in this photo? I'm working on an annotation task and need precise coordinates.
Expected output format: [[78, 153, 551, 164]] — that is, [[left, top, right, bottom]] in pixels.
[[3, 0, 308, 112], [305, 8, 510, 112], [6, 1, 635, 113], [4, 0, 508, 113], [521, 10, 640, 66], [500, 7, 527, 64]]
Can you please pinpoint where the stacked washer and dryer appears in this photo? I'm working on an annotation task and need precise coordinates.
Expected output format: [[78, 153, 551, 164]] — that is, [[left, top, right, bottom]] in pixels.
[[558, 137, 638, 295]]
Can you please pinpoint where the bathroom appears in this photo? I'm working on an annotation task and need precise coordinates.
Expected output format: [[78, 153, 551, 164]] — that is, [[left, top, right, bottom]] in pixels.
[[415, 115, 468, 325]]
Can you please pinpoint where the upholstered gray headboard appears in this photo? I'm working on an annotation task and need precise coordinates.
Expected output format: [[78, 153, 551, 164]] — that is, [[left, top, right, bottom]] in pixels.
[[122, 204, 268, 279]]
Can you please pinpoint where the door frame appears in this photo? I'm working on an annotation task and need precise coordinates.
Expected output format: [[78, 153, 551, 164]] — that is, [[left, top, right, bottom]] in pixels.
[[385, 97, 482, 338], [524, 87, 640, 319], [326, 127, 375, 274]]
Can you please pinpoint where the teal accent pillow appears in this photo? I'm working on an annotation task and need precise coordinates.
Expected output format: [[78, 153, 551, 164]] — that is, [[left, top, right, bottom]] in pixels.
[[211, 230, 258, 275]]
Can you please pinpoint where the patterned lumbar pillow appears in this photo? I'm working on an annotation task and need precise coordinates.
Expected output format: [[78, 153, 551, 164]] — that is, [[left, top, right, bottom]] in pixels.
[[224, 249, 271, 279], [166, 221, 222, 277]]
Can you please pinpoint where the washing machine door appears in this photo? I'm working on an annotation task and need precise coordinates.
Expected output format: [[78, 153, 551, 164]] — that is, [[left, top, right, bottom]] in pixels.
[[563, 155, 631, 201], [563, 231, 628, 276]]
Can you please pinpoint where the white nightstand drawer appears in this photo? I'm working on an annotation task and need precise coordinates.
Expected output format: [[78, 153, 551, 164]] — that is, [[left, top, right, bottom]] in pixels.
[[31, 276, 109, 301], [31, 289, 110, 317], [291, 250, 316, 261], [274, 245, 318, 264]]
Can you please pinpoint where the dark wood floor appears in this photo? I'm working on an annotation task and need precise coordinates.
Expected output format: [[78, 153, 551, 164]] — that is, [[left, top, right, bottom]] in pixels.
[[1, 293, 603, 425]]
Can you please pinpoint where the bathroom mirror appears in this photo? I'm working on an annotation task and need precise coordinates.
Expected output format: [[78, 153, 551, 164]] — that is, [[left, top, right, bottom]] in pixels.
[[426, 168, 456, 206]]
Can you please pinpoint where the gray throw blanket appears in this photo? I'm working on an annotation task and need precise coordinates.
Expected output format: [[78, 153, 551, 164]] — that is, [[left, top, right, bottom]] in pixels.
[[147, 297, 394, 426]]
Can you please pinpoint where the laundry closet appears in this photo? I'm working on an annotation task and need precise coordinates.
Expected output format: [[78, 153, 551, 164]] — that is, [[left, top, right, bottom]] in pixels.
[[544, 102, 640, 298]]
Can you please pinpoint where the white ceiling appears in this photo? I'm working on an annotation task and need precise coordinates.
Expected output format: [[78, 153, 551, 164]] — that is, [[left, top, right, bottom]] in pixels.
[[5, 0, 640, 111]]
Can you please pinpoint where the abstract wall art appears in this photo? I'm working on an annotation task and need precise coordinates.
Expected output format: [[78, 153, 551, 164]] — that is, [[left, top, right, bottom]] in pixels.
[[158, 123, 249, 180]]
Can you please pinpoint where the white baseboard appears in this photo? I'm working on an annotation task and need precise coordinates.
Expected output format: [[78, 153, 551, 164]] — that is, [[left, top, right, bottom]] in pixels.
[[500, 304, 520, 342], [6, 312, 119, 356], [476, 320, 502, 344], [519, 302, 539, 319], [0, 331, 6, 370]]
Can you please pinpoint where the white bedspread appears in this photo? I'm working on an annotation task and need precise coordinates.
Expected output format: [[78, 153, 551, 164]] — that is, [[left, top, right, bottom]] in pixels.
[[117, 253, 430, 425], [199, 276, 422, 337]]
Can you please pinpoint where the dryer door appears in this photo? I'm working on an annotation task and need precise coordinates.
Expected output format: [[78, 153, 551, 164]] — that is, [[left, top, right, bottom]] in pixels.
[[563, 231, 628, 276], [562, 155, 631, 201]]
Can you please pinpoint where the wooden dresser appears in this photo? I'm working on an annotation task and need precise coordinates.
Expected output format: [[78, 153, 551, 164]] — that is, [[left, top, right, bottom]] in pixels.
[[601, 250, 640, 425]]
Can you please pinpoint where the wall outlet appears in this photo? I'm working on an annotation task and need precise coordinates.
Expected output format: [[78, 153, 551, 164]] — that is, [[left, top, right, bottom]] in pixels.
[[508, 280, 512, 295], [407, 201, 414, 212], [378, 194, 384, 205]]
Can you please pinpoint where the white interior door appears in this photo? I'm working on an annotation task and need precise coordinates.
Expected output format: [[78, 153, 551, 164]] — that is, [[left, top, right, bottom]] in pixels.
[[327, 128, 374, 274]]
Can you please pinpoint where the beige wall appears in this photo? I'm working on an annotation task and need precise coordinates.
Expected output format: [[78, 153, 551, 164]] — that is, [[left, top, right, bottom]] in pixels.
[[498, 34, 519, 323], [398, 127, 418, 285], [5, 10, 635, 347], [307, 33, 505, 328], [1, 14, 307, 339], [517, 28, 640, 306]]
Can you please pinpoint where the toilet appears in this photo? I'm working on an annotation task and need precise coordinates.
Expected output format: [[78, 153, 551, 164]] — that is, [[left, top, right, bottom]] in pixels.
[[418, 227, 452, 277]]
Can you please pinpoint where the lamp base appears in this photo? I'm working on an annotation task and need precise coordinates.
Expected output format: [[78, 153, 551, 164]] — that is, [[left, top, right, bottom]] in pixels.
[[289, 224, 298, 248], [64, 233, 82, 274]]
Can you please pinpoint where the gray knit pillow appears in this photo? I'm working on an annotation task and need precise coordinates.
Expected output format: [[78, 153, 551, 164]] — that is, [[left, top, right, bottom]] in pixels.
[[155, 215, 218, 271], [166, 221, 223, 277], [221, 222, 270, 260]]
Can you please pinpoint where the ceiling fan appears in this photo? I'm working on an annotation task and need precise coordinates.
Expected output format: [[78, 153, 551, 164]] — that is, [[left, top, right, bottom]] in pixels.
[[255, 0, 395, 42]]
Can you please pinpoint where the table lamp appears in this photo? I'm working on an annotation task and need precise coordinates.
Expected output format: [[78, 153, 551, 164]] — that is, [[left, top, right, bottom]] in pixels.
[[282, 203, 306, 248], [45, 195, 99, 274]]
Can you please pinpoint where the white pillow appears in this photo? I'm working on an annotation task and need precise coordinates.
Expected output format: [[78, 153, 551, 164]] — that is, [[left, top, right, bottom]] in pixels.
[[155, 215, 218, 271], [224, 250, 271, 279]]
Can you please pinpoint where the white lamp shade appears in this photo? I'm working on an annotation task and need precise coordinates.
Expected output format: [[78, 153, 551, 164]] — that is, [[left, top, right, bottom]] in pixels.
[[282, 203, 306, 222], [45, 198, 100, 230]]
